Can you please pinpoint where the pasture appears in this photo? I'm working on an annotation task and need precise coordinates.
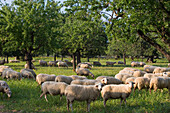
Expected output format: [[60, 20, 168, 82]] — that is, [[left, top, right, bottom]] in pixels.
[[0, 57, 170, 113]]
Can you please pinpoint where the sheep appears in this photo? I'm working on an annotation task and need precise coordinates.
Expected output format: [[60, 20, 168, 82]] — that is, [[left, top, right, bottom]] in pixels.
[[39, 60, 48, 66], [101, 82, 134, 107], [122, 67, 139, 72], [65, 83, 103, 112], [70, 78, 107, 85], [84, 62, 93, 68], [93, 61, 102, 66], [96, 76, 123, 84], [55, 75, 73, 84], [57, 61, 68, 68], [40, 81, 68, 102], [163, 72, 170, 77], [144, 65, 158, 73], [131, 61, 140, 67], [24, 63, 37, 70], [139, 62, 146, 67], [9, 60, 20, 63], [64, 60, 72, 66], [0, 65, 11, 76], [76, 67, 94, 79], [2, 69, 22, 80], [48, 61, 57, 67], [115, 73, 133, 83], [153, 67, 170, 74], [125, 77, 137, 84], [77, 63, 92, 69], [119, 70, 134, 76], [133, 70, 146, 77], [20, 69, 36, 80], [106, 61, 116, 66], [144, 73, 161, 78], [118, 61, 124, 64], [69, 75, 87, 80], [36, 74, 57, 85], [0, 80, 12, 98], [149, 77, 170, 94], [133, 77, 150, 91]]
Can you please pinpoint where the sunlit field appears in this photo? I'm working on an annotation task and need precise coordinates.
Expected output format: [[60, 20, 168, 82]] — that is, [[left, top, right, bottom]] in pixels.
[[0, 57, 169, 113]]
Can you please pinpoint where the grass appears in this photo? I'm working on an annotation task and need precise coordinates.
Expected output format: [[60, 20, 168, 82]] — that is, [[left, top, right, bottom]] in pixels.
[[0, 57, 170, 113]]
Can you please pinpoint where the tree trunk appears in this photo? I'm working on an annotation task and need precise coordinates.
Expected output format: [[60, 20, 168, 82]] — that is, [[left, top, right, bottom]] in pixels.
[[123, 53, 126, 65], [72, 54, 76, 72], [137, 30, 170, 62], [87, 57, 90, 62], [25, 52, 33, 69], [61, 55, 63, 61], [98, 56, 100, 61], [6, 55, 8, 63], [77, 50, 81, 65], [54, 54, 56, 61]]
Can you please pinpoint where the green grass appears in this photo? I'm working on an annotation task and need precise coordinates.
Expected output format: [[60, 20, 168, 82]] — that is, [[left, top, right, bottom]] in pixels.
[[0, 57, 170, 113]]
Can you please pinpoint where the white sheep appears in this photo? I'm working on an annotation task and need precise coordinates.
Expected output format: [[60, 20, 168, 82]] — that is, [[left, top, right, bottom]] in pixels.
[[39, 60, 48, 66], [24, 63, 37, 70], [77, 63, 92, 69], [40, 81, 68, 102], [125, 77, 137, 84], [55, 75, 73, 84], [106, 61, 116, 66], [20, 69, 36, 80], [96, 76, 122, 84], [122, 67, 139, 72], [139, 62, 146, 67], [0, 59, 5, 65], [48, 61, 57, 67], [163, 72, 170, 77], [36, 73, 57, 85], [101, 82, 134, 107], [115, 73, 133, 83], [2, 69, 22, 80], [133, 70, 146, 77], [0, 65, 11, 76], [65, 83, 103, 112], [143, 73, 161, 78], [149, 77, 170, 94], [119, 70, 134, 76], [144, 65, 158, 73], [69, 75, 87, 80], [70, 78, 107, 85], [76, 67, 94, 78], [153, 67, 170, 74], [131, 61, 140, 67], [0, 80, 12, 98], [134, 77, 150, 91], [57, 61, 68, 68]]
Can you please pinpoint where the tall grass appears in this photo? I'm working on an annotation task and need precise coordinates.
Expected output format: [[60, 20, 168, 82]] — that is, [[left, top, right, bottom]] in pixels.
[[0, 57, 169, 112]]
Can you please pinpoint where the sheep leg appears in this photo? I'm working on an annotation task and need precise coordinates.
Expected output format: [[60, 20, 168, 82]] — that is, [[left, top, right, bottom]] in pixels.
[[67, 99, 70, 111], [70, 101, 73, 112], [60, 95, 62, 100], [120, 98, 123, 106], [87, 100, 91, 112], [44, 94, 48, 102], [149, 88, 152, 94], [103, 98, 107, 107]]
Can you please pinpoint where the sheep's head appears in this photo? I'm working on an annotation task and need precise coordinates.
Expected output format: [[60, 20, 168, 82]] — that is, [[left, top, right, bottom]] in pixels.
[[4, 87, 12, 98], [95, 83, 103, 91], [101, 78, 107, 85], [128, 81, 135, 89]]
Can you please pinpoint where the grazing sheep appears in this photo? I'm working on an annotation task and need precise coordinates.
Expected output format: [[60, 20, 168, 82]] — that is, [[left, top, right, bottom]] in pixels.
[[55, 75, 73, 84], [0, 59, 5, 65], [77, 63, 92, 69], [76, 67, 94, 79], [133, 70, 146, 77], [125, 77, 137, 84], [119, 70, 134, 76], [65, 83, 103, 112], [163, 72, 170, 77], [40, 81, 68, 102], [93, 61, 102, 66], [123, 68, 139, 72], [25, 63, 37, 70], [139, 62, 146, 67], [144, 65, 158, 73], [36, 74, 57, 85], [64, 60, 72, 66], [118, 61, 124, 64], [106, 61, 116, 66], [131, 61, 140, 67], [153, 67, 170, 74], [48, 61, 57, 67], [0, 65, 11, 76], [20, 69, 36, 80], [101, 82, 134, 107], [0, 80, 12, 98], [144, 73, 161, 78], [57, 61, 68, 68], [69, 75, 87, 80], [39, 60, 48, 66], [2, 69, 22, 80], [134, 77, 150, 91], [149, 77, 170, 94], [70, 78, 107, 85], [96, 76, 122, 84], [9, 60, 20, 63], [115, 73, 132, 83], [84, 62, 93, 68]]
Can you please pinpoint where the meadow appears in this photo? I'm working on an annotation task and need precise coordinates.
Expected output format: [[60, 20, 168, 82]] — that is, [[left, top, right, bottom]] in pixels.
[[0, 57, 170, 113]]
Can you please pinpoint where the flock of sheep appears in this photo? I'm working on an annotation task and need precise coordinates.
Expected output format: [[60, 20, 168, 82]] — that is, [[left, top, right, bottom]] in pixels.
[[0, 60, 170, 112]]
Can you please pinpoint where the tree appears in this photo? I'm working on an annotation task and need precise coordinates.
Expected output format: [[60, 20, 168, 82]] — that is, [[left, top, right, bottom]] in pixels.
[[63, 0, 170, 62], [0, 0, 62, 68]]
